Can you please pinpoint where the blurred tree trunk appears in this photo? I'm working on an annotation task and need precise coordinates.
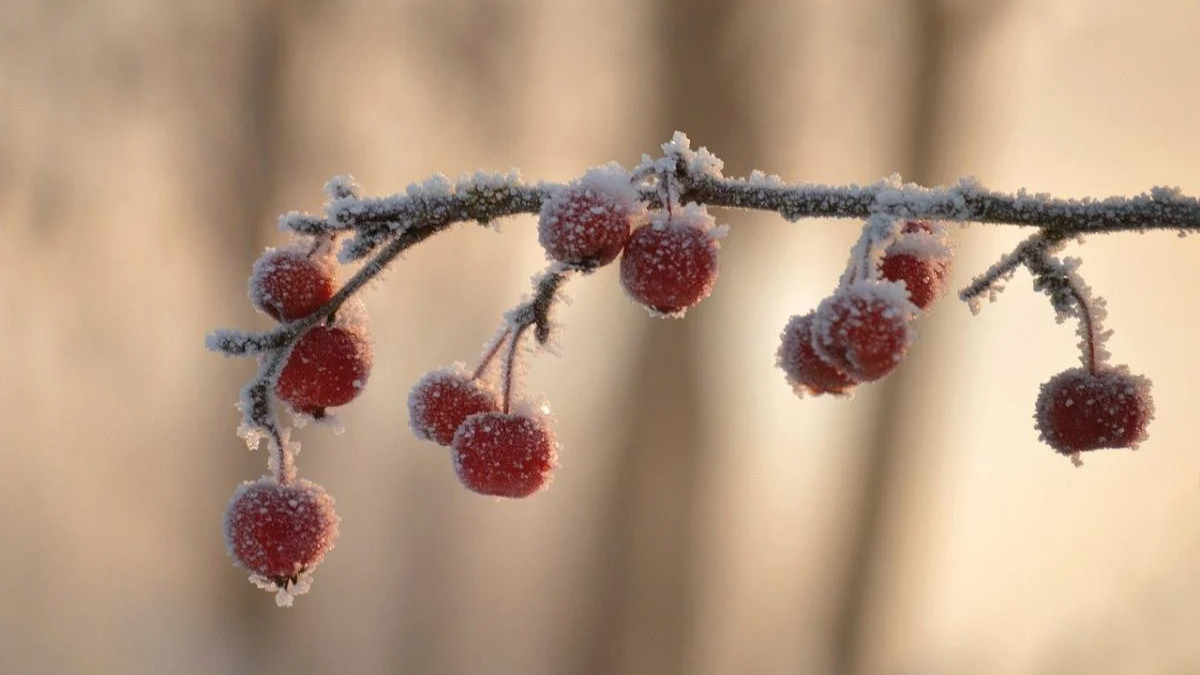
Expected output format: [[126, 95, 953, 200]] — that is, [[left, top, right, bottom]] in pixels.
[[824, 2, 1005, 674], [565, 2, 768, 675], [385, 3, 528, 674], [195, 1, 305, 671]]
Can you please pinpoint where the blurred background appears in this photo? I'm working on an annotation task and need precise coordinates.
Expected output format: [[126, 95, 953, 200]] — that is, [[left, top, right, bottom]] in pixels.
[[3, 0, 1200, 673]]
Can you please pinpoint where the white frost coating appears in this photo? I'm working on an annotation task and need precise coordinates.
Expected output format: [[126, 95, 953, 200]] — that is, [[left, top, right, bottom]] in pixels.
[[324, 174, 361, 200], [747, 169, 785, 187], [633, 131, 725, 182], [884, 221, 955, 260], [660, 131, 725, 178], [577, 162, 639, 206], [456, 168, 523, 193], [407, 173, 453, 198], [332, 169, 532, 263], [839, 213, 902, 288], [248, 572, 314, 608], [959, 242, 1033, 315], [1031, 255, 1113, 369], [206, 327, 261, 355], [672, 202, 720, 234], [235, 399, 269, 452], [331, 296, 372, 333], [266, 427, 300, 484]]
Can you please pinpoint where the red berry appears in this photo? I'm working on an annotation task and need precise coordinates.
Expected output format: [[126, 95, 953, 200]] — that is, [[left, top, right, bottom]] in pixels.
[[878, 220, 953, 311], [778, 312, 859, 396], [276, 324, 373, 416], [1034, 366, 1154, 462], [811, 282, 916, 382], [223, 477, 339, 587], [250, 248, 337, 321], [408, 365, 502, 446], [452, 411, 557, 498], [539, 168, 639, 268], [879, 254, 949, 310], [619, 205, 721, 316]]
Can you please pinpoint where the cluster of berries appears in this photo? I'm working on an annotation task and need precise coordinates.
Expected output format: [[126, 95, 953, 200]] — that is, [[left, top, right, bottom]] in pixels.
[[249, 244, 374, 418], [406, 167, 724, 498], [221, 243, 375, 605], [409, 364, 558, 498], [539, 165, 722, 316], [209, 140, 1170, 605], [778, 220, 952, 396], [774, 217, 1155, 466]]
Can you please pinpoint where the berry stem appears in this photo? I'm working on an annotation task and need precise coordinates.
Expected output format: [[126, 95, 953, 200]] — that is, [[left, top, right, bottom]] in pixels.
[[472, 327, 511, 381], [661, 167, 676, 219], [1015, 232, 1107, 374], [268, 427, 297, 486], [491, 267, 572, 413], [838, 213, 898, 289], [499, 323, 530, 415], [1070, 285, 1099, 375]]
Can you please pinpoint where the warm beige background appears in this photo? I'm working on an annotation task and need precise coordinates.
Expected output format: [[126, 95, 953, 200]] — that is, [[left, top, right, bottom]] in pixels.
[[3, 1, 1199, 674]]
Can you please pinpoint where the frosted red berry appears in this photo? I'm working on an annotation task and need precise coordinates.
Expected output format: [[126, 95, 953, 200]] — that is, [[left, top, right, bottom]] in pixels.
[[619, 206, 721, 316], [223, 477, 339, 586], [250, 248, 337, 322], [878, 220, 953, 311], [778, 312, 859, 396], [879, 254, 949, 310], [812, 281, 916, 382], [539, 178, 638, 268], [452, 411, 557, 498], [276, 324, 373, 416], [409, 365, 502, 446], [1034, 366, 1154, 461]]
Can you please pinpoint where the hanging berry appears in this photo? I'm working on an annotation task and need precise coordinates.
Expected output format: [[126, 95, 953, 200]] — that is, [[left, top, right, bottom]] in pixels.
[[619, 204, 722, 316]]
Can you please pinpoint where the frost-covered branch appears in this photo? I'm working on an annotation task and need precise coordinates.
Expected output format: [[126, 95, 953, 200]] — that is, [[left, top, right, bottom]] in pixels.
[[278, 134, 1200, 267], [676, 173, 1200, 234], [213, 131, 1200, 452], [211, 131, 1182, 606]]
